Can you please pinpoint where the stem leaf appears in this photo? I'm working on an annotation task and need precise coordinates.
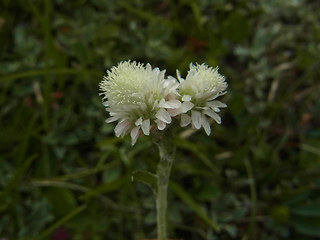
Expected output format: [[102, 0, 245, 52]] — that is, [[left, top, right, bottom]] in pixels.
[[132, 170, 158, 192]]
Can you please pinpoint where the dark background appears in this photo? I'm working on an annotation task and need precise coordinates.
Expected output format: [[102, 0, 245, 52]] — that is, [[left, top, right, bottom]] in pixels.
[[0, 0, 320, 239]]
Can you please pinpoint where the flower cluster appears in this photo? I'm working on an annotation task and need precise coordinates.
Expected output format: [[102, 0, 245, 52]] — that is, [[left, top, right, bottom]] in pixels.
[[99, 61, 227, 145]]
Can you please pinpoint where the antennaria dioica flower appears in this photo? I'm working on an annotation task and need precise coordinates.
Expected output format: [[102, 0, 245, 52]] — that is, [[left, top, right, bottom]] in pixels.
[[99, 61, 181, 145], [99, 60, 227, 240], [171, 63, 228, 135]]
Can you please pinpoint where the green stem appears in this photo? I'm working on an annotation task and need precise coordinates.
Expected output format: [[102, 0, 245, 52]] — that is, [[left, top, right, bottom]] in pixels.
[[157, 182, 168, 240], [154, 130, 175, 240]]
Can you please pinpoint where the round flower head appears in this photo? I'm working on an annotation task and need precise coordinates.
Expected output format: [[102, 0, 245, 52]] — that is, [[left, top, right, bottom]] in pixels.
[[170, 63, 228, 135], [99, 61, 180, 145]]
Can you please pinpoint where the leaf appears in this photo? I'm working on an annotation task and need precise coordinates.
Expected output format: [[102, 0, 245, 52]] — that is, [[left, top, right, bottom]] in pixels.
[[286, 190, 312, 206], [131, 170, 158, 193], [291, 200, 320, 217], [170, 181, 220, 232], [292, 216, 320, 237]]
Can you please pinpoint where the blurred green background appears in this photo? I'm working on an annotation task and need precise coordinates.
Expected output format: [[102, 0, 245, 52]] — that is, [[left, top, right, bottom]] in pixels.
[[1, 0, 320, 239]]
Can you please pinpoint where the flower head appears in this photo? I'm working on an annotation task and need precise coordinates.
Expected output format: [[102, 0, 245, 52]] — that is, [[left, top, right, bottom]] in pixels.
[[99, 61, 180, 145], [170, 63, 228, 135]]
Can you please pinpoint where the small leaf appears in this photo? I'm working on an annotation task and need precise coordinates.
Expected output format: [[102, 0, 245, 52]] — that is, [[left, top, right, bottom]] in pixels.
[[132, 170, 158, 193]]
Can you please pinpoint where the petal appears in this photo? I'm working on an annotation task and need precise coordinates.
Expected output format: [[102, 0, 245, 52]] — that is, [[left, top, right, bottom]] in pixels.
[[167, 108, 182, 117], [167, 81, 179, 92], [130, 126, 140, 145], [181, 114, 191, 127], [181, 101, 194, 113], [114, 120, 130, 137], [168, 100, 194, 117], [182, 95, 192, 101], [204, 109, 221, 124], [185, 68, 196, 82], [201, 115, 211, 135], [191, 111, 202, 129], [164, 76, 178, 89], [158, 99, 181, 109], [135, 117, 143, 126], [207, 91, 227, 101], [131, 134, 139, 146], [102, 101, 109, 107], [159, 69, 166, 78], [155, 109, 172, 123], [146, 63, 152, 71], [152, 99, 159, 111], [105, 116, 119, 123], [152, 67, 160, 74], [176, 69, 184, 82], [141, 119, 151, 135], [207, 101, 227, 112], [167, 99, 181, 108], [156, 119, 166, 130]]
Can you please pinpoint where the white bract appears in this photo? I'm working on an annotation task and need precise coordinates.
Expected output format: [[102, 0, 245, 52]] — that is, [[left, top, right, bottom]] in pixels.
[[169, 63, 228, 135], [99, 61, 180, 145]]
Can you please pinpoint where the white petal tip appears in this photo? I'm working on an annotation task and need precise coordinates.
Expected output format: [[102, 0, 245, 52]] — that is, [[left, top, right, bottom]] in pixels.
[[155, 109, 172, 123], [141, 119, 150, 135], [191, 111, 202, 129]]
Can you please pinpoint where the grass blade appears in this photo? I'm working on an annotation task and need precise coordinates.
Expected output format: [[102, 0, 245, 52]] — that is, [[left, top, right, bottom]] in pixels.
[[170, 181, 220, 232]]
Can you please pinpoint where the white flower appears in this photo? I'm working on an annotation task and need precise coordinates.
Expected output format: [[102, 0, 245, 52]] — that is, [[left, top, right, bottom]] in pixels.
[[99, 61, 180, 145], [170, 63, 228, 135]]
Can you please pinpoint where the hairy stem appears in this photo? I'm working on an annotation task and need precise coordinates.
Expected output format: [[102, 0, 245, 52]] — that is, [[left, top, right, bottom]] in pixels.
[[154, 130, 175, 240]]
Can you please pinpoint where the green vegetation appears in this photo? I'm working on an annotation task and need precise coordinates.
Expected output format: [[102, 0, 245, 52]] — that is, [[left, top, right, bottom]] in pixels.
[[1, 0, 320, 239]]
